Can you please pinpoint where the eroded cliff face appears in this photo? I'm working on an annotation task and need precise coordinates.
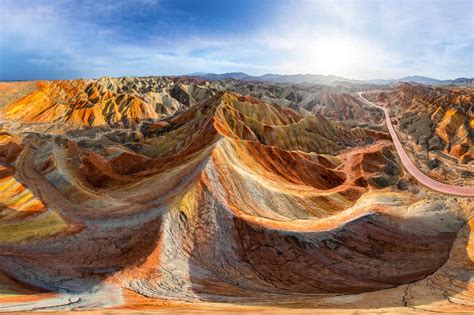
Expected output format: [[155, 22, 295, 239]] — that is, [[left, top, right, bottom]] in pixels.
[[0, 78, 472, 313], [367, 83, 474, 186], [222, 81, 387, 130]]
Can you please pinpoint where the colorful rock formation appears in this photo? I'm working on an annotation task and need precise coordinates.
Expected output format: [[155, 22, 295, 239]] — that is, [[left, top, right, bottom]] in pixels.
[[0, 78, 472, 313]]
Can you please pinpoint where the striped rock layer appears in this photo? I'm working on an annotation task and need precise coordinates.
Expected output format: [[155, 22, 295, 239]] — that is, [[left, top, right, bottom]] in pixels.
[[0, 78, 472, 313]]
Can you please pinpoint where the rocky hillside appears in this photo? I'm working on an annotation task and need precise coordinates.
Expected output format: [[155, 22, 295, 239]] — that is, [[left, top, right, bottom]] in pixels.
[[375, 84, 473, 162], [0, 77, 472, 313], [222, 81, 386, 129]]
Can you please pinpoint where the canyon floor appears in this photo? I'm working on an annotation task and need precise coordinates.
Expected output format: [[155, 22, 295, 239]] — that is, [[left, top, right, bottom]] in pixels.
[[0, 77, 472, 314]]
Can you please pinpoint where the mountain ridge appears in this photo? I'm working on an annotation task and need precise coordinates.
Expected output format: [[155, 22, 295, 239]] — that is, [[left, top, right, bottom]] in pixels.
[[0, 76, 472, 312], [186, 72, 474, 86]]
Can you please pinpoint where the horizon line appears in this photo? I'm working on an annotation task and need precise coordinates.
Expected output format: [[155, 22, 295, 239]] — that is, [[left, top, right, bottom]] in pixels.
[[1, 72, 473, 83]]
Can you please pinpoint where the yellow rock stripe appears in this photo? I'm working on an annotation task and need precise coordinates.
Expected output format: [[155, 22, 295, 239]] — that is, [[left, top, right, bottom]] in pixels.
[[0, 211, 67, 243]]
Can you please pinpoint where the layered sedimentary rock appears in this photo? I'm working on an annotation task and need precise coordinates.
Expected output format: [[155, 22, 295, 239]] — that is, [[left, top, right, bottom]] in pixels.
[[223, 81, 386, 129], [0, 78, 472, 313], [367, 83, 474, 185], [378, 84, 473, 161]]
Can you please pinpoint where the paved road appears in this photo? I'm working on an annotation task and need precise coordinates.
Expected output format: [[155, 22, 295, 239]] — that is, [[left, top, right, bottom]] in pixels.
[[358, 92, 474, 197]]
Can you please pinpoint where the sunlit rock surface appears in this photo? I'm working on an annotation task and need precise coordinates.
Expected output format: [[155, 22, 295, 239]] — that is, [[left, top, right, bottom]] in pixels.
[[0, 77, 472, 313]]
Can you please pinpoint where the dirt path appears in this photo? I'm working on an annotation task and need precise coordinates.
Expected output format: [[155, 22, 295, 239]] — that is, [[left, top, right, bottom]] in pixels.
[[359, 92, 474, 197]]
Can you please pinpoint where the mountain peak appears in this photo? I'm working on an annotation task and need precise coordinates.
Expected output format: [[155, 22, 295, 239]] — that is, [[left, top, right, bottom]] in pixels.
[[187, 72, 473, 86]]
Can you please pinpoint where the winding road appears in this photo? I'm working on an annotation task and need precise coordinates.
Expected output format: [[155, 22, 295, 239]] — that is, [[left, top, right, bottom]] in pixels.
[[358, 92, 474, 197]]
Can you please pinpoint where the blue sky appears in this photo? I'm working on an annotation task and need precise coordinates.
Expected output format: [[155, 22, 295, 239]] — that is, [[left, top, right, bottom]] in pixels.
[[0, 0, 473, 80]]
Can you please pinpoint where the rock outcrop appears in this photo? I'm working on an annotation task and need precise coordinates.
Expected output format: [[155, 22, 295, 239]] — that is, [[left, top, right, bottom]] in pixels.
[[0, 78, 472, 313]]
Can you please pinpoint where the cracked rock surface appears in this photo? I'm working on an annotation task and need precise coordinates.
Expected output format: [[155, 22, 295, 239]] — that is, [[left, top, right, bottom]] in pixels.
[[0, 78, 472, 313]]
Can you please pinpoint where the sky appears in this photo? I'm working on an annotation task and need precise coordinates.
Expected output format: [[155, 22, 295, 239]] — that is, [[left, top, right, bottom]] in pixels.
[[0, 0, 473, 80]]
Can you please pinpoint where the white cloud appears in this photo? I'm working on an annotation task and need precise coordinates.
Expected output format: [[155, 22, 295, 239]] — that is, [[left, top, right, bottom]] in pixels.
[[1, 0, 472, 80]]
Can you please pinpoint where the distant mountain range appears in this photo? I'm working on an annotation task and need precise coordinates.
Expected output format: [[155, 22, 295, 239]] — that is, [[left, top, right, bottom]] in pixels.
[[187, 72, 474, 86], [366, 75, 474, 85]]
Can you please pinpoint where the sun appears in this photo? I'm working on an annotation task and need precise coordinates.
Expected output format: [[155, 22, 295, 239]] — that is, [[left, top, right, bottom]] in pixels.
[[314, 39, 355, 74], [291, 35, 378, 78]]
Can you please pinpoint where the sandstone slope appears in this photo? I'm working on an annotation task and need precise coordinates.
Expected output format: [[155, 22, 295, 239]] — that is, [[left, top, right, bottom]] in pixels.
[[0, 78, 472, 313]]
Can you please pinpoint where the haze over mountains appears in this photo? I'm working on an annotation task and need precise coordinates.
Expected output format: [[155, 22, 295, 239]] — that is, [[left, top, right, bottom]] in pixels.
[[188, 72, 474, 86]]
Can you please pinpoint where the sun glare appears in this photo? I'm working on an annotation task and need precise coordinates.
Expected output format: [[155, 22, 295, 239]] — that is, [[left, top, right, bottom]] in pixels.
[[284, 35, 377, 78], [314, 39, 355, 74]]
